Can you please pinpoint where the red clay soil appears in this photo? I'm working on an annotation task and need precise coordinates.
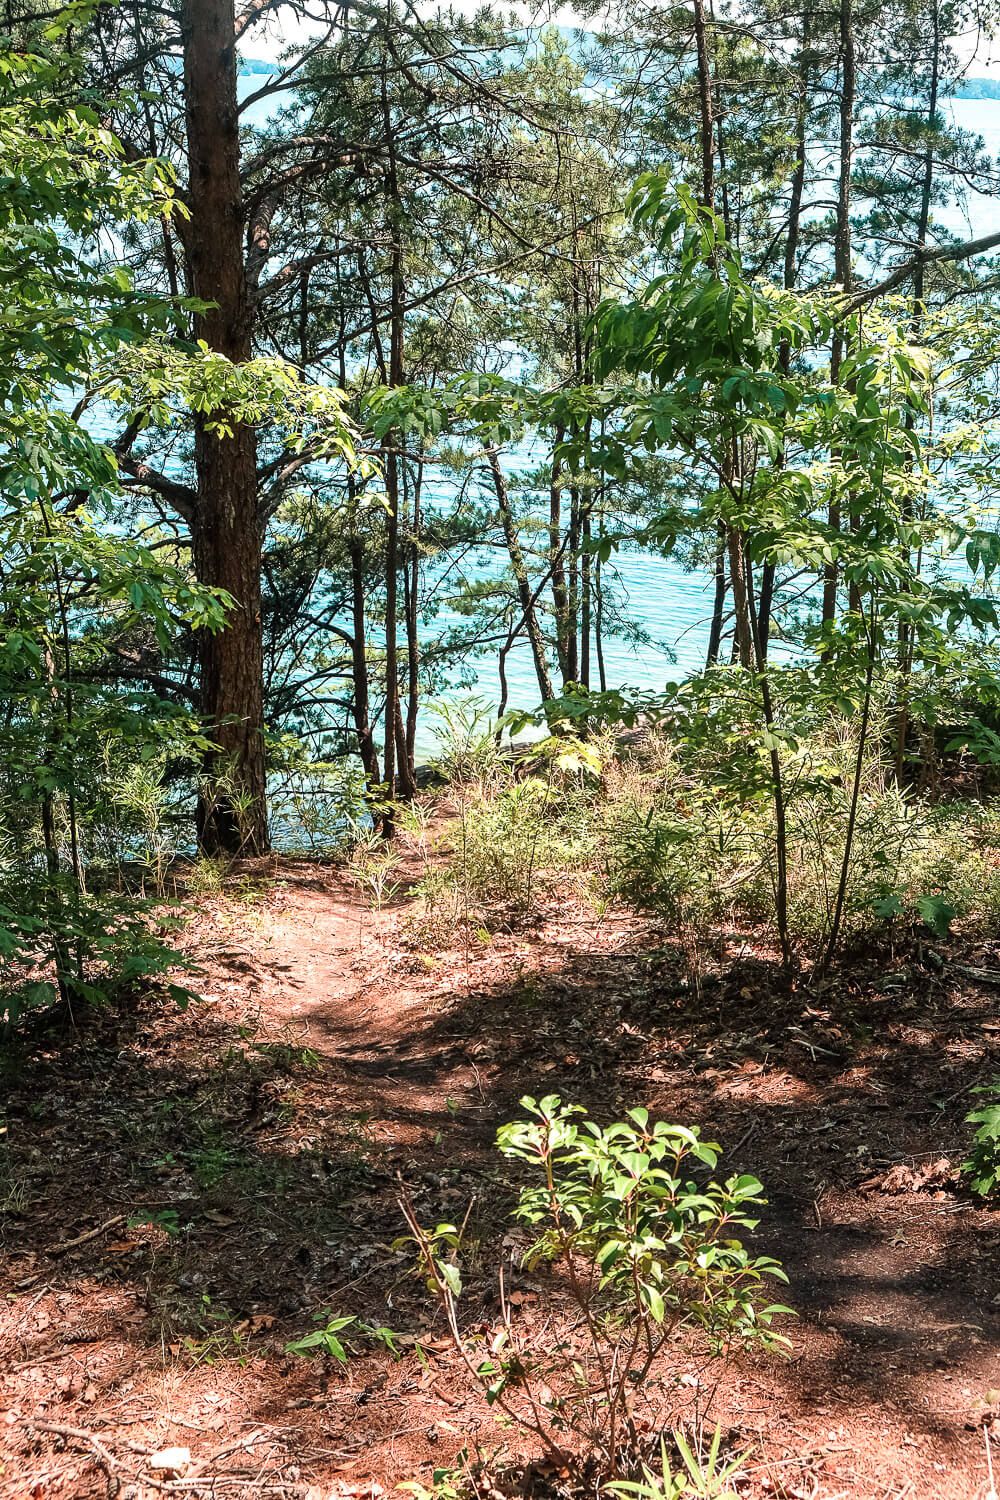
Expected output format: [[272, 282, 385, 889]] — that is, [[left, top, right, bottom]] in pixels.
[[3, 854, 1000, 1500]]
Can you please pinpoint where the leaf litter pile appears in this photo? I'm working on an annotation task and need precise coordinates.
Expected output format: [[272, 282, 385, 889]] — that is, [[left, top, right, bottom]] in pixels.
[[3, 858, 1000, 1499]]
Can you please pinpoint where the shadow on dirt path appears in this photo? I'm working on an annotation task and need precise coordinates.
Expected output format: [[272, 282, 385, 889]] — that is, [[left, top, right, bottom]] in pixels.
[[3, 859, 1000, 1498]]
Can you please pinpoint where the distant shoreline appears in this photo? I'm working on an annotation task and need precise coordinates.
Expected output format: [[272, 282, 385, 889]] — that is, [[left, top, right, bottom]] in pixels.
[[238, 55, 1000, 101]]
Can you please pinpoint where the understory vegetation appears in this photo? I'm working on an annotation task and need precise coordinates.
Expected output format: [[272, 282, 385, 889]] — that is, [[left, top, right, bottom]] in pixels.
[[401, 719, 1000, 971]]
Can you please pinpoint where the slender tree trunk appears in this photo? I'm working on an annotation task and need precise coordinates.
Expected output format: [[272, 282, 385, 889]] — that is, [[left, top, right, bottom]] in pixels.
[[696, 0, 753, 671], [693, 0, 715, 210], [487, 447, 554, 703], [581, 504, 591, 689], [337, 325, 379, 793], [783, 5, 811, 297], [595, 552, 608, 692], [696, 0, 726, 670], [895, 0, 939, 779], [549, 425, 572, 685], [181, 0, 268, 855], [404, 458, 421, 773], [746, 568, 792, 969], [349, 532, 380, 790], [382, 441, 400, 808], [726, 494, 753, 668], [379, 50, 415, 810], [823, 0, 856, 628], [706, 523, 727, 666], [567, 481, 580, 683], [760, 3, 813, 658]]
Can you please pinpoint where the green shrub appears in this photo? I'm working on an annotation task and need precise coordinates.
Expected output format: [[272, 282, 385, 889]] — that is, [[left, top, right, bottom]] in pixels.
[[961, 1080, 1000, 1196], [418, 739, 602, 929], [400, 1096, 791, 1485], [602, 724, 1000, 959]]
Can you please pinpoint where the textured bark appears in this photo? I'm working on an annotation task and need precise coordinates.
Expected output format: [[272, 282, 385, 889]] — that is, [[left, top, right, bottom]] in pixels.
[[762, 5, 812, 659], [379, 52, 415, 811], [692, 0, 715, 211], [181, 0, 268, 854], [404, 460, 421, 775], [896, 0, 940, 777]]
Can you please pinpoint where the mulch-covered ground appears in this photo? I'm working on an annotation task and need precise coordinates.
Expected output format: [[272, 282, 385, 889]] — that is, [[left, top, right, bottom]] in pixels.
[[3, 854, 1000, 1499]]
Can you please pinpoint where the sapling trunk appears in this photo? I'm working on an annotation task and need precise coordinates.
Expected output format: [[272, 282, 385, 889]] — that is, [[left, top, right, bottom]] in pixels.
[[821, 610, 877, 973], [487, 446, 554, 704], [745, 572, 792, 969]]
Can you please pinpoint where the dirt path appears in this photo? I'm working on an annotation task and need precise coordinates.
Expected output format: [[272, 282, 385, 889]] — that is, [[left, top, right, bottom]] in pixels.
[[4, 860, 1000, 1499]]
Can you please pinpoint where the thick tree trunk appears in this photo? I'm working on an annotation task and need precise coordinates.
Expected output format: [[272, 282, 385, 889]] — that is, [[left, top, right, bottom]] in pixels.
[[181, 0, 268, 854]]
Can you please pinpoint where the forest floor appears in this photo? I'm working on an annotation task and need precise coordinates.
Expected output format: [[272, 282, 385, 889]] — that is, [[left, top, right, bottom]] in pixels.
[[4, 842, 1000, 1500]]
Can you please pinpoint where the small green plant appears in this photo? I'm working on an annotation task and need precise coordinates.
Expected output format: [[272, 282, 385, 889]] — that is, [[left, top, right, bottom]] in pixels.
[[398, 1461, 467, 1500], [157, 1293, 252, 1366], [0, 1150, 29, 1218], [128, 1207, 181, 1237], [873, 890, 958, 940], [285, 1312, 358, 1362], [399, 1096, 791, 1484], [351, 832, 402, 912], [285, 1312, 404, 1362], [608, 1428, 748, 1500], [962, 1080, 1000, 1196]]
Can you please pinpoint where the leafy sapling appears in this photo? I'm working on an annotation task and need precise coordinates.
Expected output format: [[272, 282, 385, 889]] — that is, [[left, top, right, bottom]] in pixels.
[[962, 1080, 1000, 1197], [399, 1095, 793, 1483]]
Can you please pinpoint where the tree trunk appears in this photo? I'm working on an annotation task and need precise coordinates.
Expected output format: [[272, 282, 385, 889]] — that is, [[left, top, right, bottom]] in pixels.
[[181, 0, 268, 855], [693, 0, 715, 211], [580, 503, 591, 690], [762, 5, 811, 658], [349, 531, 380, 790], [379, 50, 414, 812], [823, 0, 856, 628], [404, 457, 421, 774], [549, 425, 572, 685], [487, 447, 554, 704], [706, 522, 727, 666], [896, 0, 939, 777]]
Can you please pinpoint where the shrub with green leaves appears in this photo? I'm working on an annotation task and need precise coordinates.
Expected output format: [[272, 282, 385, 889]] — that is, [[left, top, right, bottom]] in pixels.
[[603, 716, 1000, 963], [400, 1096, 791, 1484], [961, 1080, 1000, 1197], [414, 735, 604, 932]]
